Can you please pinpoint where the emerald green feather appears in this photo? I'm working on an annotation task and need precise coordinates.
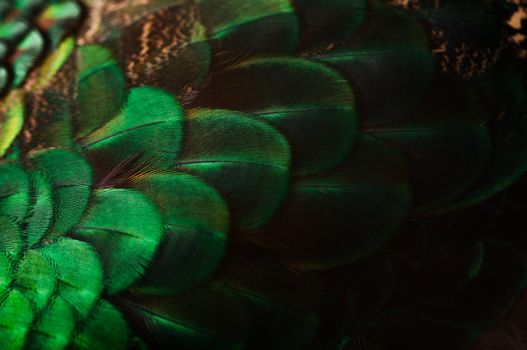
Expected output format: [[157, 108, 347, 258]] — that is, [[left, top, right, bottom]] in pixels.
[[131, 173, 228, 295], [0, 290, 33, 350], [14, 250, 57, 312], [80, 87, 184, 182], [0, 19, 27, 44], [176, 109, 290, 229], [24, 172, 53, 247], [27, 297, 76, 350], [0, 216, 23, 260], [13, 0, 45, 14], [0, 253, 12, 295], [72, 300, 130, 350], [197, 0, 292, 36], [37, 1, 82, 48], [0, 163, 30, 223], [29, 149, 92, 238], [12, 29, 44, 87], [192, 57, 357, 175], [76, 45, 126, 139], [197, 0, 298, 58], [38, 238, 104, 318], [74, 188, 164, 295]]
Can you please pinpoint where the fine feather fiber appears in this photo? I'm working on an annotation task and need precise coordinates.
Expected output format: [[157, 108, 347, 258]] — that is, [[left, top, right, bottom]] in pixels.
[[0, 0, 526, 349]]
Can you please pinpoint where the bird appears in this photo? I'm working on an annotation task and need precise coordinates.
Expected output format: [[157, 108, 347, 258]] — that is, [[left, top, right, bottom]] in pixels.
[[0, 0, 526, 349]]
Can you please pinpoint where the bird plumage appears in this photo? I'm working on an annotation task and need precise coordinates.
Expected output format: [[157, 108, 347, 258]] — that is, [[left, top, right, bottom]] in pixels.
[[0, 0, 526, 349]]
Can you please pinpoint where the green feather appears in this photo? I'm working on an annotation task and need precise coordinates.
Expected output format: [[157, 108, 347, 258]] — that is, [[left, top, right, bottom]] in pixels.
[[24, 172, 53, 247], [14, 250, 57, 312], [0, 0, 522, 348], [131, 172, 228, 295], [74, 188, 164, 295], [76, 45, 126, 139], [29, 149, 92, 239], [38, 238, 104, 318], [197, 0, 292, 36], [0, 216, 23, 260], [0, 163, 29, 223], [0, 253, 12, 295], [26, 297, 76, 350], [0, 290, 33, 350], [192, 57, 357, 175], [13, 0, 45, 14], [176, 109, 290, 229], [12, 29, 44, 87], [37, 2, 82, 48], [0, 19, 28, 44], [80, 87, 184, 182], [72, 300, 130, 350], [196, 0, 298, 59]]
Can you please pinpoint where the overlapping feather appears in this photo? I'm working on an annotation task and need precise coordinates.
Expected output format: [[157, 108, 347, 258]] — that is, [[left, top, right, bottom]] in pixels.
[[0, 0, 525, 349]]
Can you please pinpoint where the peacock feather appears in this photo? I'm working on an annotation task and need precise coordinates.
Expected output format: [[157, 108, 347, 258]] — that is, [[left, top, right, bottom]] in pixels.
[[0, 0, 526, 349]]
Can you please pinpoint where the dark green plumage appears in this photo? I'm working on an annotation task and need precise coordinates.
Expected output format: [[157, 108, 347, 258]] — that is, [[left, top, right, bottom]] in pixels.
[[0, 0, 526, 349]]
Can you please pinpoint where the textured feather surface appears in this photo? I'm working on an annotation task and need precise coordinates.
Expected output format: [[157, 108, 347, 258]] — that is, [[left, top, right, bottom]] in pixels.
[[176, 109, 291, 229], [74, 188, 164, 294], [0, 0, 526, 349], [131, 172, 228, 295]]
